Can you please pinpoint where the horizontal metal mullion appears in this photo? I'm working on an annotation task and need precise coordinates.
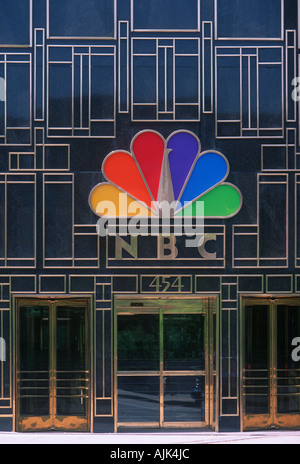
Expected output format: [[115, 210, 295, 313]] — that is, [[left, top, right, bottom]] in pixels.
[[117, 371, 160, 376], [163, 371, 206, 376]]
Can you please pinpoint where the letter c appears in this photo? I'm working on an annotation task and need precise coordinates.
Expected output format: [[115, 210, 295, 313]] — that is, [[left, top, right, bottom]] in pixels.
[[198, 234, 217, 260]]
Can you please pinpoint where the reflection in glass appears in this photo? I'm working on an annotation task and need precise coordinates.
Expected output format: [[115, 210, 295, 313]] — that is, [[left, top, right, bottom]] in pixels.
[[19, 307, 50, 416], [133, 0, 199, 31], [17, 302, 89, 430], [49, 0, 115, 38], [118, 377, 160, 423], [117, 307, 215, 426], [0, 0, 30, 46], [163, 314, 205, 371], [118, 315, 159, 371], [277, 306, 300, 414], [217, 0, 282, 39], [244, 305, 270, 415], [164, 376, 205, 422], [56, 307, 87, 416]]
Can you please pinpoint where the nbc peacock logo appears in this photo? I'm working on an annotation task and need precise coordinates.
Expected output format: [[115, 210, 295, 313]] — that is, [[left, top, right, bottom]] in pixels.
[[89, 130, 242, 229]]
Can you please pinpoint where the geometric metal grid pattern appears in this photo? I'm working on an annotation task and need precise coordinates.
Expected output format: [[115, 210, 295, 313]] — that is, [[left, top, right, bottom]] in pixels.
[[216, 46, 284, 138], [132, 38, 200, 121], [0, 0, 298, 432]]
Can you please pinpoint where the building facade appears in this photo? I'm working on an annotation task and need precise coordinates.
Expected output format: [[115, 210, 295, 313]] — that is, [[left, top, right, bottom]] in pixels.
[[0, 0, 299, 433]]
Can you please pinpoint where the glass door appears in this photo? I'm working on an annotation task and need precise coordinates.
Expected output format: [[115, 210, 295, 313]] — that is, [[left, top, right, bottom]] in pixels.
[[243, 300, 271, 430], [117, 312, 161, 426], [163, 313, 207, 425], [276, 302, 300, 428], [17, 303, 51, 431], [115, 297, 217, 430], [243, 298, 300, 430], [16, 299, 90, 432]]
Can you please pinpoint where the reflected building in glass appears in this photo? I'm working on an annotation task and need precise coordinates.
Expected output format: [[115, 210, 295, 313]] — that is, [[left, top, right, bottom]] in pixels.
[[0, 0, 299, 433]]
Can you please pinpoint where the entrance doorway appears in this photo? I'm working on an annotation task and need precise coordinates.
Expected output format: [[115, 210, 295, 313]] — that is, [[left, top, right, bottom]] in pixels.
[[114, 296, 217, 430], [242, 298, 300, 430], [15, 298, 91, 432]]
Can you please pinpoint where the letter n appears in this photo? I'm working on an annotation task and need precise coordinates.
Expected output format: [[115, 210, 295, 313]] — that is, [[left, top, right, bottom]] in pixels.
[[115, 235, 138, 260]]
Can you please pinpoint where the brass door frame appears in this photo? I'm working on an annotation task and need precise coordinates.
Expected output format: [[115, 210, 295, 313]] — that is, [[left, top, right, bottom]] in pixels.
[[241, 296, 300, 431], [114, 295, 218, 432], [15, 296, 92, 432]]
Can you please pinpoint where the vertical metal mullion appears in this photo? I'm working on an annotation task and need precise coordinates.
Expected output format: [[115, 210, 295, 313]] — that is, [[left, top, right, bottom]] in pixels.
[[270, 303, 274, 423], [239, 50, 242, 137], [208, 298, 212, 428], [80, 54, 83, 129], [164, 47, 167, 113], [210, 298, 216, 429], [273, 304, 278, 424], [270, 303, 276, 424], [240, 298, 245, 431], [159, 308, 164, 427], [206, 298, 209, 426], [102, 309, 105, 401], [89, 48, 91, 137], [256, 50, 259, 137], [156, 39, 158, 120], [72, 48, 74, 136], [50, 302, 56, 428], [205, 299, 209, 427], [13, 298, 17, 432], [4, 175, 7, 268], [1, 310, 3, 399], [248, 55, 251, 129], [86, 300, 91, 430], [4, 55, 6, 145], [49, 302, 53, 426], [114, 301, 118, 432], [173, 40, 176, 118], [228, 310, 231, 399]]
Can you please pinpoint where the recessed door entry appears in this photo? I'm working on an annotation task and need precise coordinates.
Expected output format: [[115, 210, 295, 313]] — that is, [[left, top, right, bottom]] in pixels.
[[16, 299, 90, 432], [243, 298, 300, 431], [115, 297, 217, 430]]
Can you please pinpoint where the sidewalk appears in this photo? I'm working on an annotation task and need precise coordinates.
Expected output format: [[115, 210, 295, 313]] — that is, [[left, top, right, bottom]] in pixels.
[[0, 431, 300, 444]]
